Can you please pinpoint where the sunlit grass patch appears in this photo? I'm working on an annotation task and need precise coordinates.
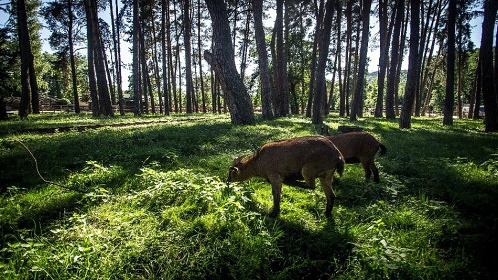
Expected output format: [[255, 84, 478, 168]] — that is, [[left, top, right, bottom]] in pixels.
[[1, 114, 497, 278]]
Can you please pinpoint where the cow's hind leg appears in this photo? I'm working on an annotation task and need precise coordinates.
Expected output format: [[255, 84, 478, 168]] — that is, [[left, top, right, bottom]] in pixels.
[[319, 171, 336, 217]]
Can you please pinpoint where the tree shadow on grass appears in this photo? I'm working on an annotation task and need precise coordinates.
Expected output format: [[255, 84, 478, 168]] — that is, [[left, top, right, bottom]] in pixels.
[[336, 127, 498, 278], [263, 215, 353, 279], [2, 116, 497, 277], [0, 120, 298, 248], [1, 120, 282, 190]]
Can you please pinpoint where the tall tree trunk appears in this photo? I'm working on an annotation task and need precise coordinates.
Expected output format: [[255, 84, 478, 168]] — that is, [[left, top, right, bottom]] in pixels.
[[167, 0, 176, 113], [162, 0, 170, 115], [85, 0, 113, 116], [327, 48, 339, 114], [252, 0, 274, 120], [176, 43, 182, 113], [142, 5, 155, 114], [84, 0, 99, 116], [399, 0, 420, 129], [113, 0, 124, 115], [231, 0, 239, 49], [204, 0, 255, 125], [150, 14, 163, 114], [172, 3, 180, 113], [351, 18, 361, 117], [375, 0, 389, 117], [311, 0, 335, 124], [413, 1, 432, 117], [422, 47, 442, 116], [495, 20, 498, 94], [419, 0, 443, 116], [480, 0, 498, 132], [306, 0, 324, 118], [103, 49, 116, 105], [273, 0, 289, 117], [17, 0, 32, 118], [283, 0, 290, 115], [443, 0, 456, 126], [456, 51, 464, 119], [350, 0, 371, 121], [138, 23, 150, 114], [211, 52, 217, 113], [95, 27, 112, 115], [473, 61, 483, 119], [132, 0, 141, 116], [28, 49, 39, 114], [298, 3, 307, 114], [336, 1, 345, 117], [184, 0, 193, 113], [68, 0, 80, 113], [240, 7, 251, 81], [197, 0, 206, 113], [469, 58, 480, 119], [395, 10, 409, 116], [343, 1, 353, 116], [18, 0, 39, 115], [386, 0, 404, 119]]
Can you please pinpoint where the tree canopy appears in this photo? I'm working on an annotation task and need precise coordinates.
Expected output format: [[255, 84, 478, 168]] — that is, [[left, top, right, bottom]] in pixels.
[[0, 0, 496, 130]]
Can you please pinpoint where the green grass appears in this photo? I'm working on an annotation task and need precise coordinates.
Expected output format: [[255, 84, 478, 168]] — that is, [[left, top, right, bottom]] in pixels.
[[1, 113, 497, 279]]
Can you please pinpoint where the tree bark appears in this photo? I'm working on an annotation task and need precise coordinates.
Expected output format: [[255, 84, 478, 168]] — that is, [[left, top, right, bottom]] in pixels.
[[112, 0, 124, 115], [343, 1, 353, 116], [17, 0, 31, 118], [28, 48, 39, 114], [184, 0, 193, 114], [84, 0, 99, 116], [336, 1, 344, 117], [350, 0, 371, 122], [375, 0, 389, 117], [273, 0, 289, 117], [150, 12, 163, 114], [312, 0, 335, 124], [480, 0, 498, 132], [469, 58, 480, 119], [68, 0, 80, 113], [161, 0, 170, 115], [17, 0, 39, 116], [443, 0, 456, 126], [420, 0, 443, 116], [240, 7, 251, 81], [172, 2, 180, 113], [413, 1, 432, 117], [395, 10, 409, 117], [473, 63, 483, 119], [132, 0, 141, 116], [306, 0, 324, 118], [252, 0, 274, 120], [85, 0, 113, 116], [166, 0, 175, 114], [327, 47, 339, 114], [399, 0, 420, 129], [386, 0, 404, 119], [204, 0, 255, 125], [197, 0, 206, 113]]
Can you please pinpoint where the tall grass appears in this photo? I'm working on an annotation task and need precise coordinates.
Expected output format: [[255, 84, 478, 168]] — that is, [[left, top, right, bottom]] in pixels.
[[1, 114, 497, 279]]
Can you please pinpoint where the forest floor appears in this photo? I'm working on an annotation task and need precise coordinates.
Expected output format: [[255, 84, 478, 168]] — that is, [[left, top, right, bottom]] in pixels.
[[1, 113, 497, 279]]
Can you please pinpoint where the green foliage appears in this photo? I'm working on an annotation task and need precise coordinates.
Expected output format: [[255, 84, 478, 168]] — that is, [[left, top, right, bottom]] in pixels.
[[1, 114, 497, 279]]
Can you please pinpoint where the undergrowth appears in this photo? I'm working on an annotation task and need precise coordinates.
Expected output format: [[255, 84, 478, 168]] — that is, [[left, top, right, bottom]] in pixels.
[[1, 114, 497, 279]]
